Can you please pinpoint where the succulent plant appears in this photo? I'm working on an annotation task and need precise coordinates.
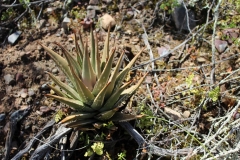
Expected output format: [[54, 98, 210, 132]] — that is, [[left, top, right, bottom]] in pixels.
[[39, 27, 147, 128]]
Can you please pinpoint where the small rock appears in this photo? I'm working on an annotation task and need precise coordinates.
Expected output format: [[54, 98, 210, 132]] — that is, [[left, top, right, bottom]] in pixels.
[[0, 114, 6, 122], [172, 5, 196, 31], [5, 86, 12, 95], [41, 83, 49, 90], [102, 0, 112, 3], [40, 106, 51, 113], [124, 10, 134, 20], [28, 89, 35, 97], [8, 31, 22, 44], [52, 67, 59, 74], [15, 72, 23, 82], [4, 74, 15, 85], [19, 89, 28, 98], [215, 39, 228, 53], [89, 0, 99, 5], [36, 19, 46, 29], [46, 8, 53, 13], [87, 5, 100, 11], [164, 107, 182, 120], [157, 46, 169, 57], [62, 17, 71, 32], [100, 14, 116, 30], [197, 57, 207, 63], [183, 110, 190, 118], [87, 9, 96, 19]]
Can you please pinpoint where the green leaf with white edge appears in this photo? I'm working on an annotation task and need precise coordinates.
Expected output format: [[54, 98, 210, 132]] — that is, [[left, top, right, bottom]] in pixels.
[[82, 41, 96, 91], [55, 42, 82, 78], [74, 32, 83, 65], [125, 47, 145, 69], [100, 27, 110, 70], [46, 72, 80, 100], [92, 47, 116, 96], [114, 73, 148, 108], [60, 112, 97, 124], [109, 112, 144, 122], [77, 29, 84, 57], [105, 51, 125, 98], [95, 109, 118, 121], [121, 73, 148, 95], [48, 84, 68, 98], [113, 68, 130, 92], [66, 119, 97, 128], [90, 26, 96, 73], [39, 43, 74, 84], [68, 61, 95, 106], [100, 81, 132, 112], [46, 94, 94, 112], [91, 82, 111, 110], [94, 32, 101, 78]]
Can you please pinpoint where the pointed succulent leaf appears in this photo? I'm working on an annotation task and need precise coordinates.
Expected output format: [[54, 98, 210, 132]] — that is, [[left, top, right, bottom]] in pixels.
[[100, 27, 110, 70], [66, 119, 97, 128], [121, 73, 148, 95], [92, 47, 116, 96], [74, 32, 83, 65], [60, 112, 96, 124], [91, 82, 111, 110], [82, 41, 96, 91], [105, 51, 125, 98], [68, 62, 95, 105], [46, 94, 94, 112], [109, 112, 144, 122], [100, 81, 132, 112], [48, 84, 67, 98], [113, 68, 130, 92], [94, 32, 101, 78], [77, 29, 84, 57], [39, 43, 74, 83], [90, 26, 96, 72], [125, 47, 145, 69], [46, 72, 80, 100], [55, 42, 82, 78], [95, 109, 118, 121]]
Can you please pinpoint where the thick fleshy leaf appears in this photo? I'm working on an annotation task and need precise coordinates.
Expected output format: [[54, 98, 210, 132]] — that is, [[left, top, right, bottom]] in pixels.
[[99, 81, 132, 112], [55, 42, 82, 78], [109, 112, 144, 122], [100, 27, 110, 70], [74, 32, 83, 66], [92, 47, 116, 96], [39, 43, 74, 83], [46, 72, 80, 100], [94, 32, 101, 78], [82, 41, 96, 91], [105, 51, 125, 98], [46, 94, 94, 112], [114, 48, 145, 92], [113, 68, 130, 93], [95, 109, 118, 121], [48, 84, 68, 98], [90, 26, 96, 73], [60, 112, 96, 124], [68, 62, 95, 105], [66, 119, 97, 128], [91, 82, 111, 110]]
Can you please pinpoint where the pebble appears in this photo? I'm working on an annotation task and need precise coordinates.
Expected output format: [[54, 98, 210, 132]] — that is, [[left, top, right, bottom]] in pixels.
[[183, 111, 190, 118], [19, 89, 28, 98], [4, 74, 15, 85], [28, 89, 35, 97], [89, 0, 99, 5], [100, 14, 116, 30], [215, 39, 228, 53], [15, 72, 23, 82], [0, 114, 6, 122], [52, 68, 59, 74], [41, 83, 49, 90], [40, 106, 51, 113], [197, 57, 207, 63], [8, 31, 22, 44]]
